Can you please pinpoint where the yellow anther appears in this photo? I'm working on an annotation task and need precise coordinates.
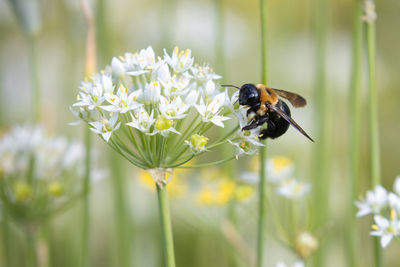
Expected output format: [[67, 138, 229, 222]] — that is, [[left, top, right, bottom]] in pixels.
[[178, 50, 185, 58], [391, 209, 396, 221], [184, 49, 190, 57], [371, 224, 379, 230], [173, 46, 179, 55]]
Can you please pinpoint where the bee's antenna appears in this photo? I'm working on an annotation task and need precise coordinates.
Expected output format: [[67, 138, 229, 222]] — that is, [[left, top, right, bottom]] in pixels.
[[221, 84, 241, 90]]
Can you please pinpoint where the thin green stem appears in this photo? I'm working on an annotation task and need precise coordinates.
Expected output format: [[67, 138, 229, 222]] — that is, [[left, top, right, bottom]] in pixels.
[[177, 155, 236, 169], [110, 154, 131, 267], [312, 0, 329, 265], [156, 183, 176, 267], [81, 128, 91, 267], [257, 0, 268, 266], [1, 212, 11, 267], [28, 35, 40, 122], [347, 1, 363, 266], [364, 1, 381, 266], [256, 141, 267, 267], [26, 226, 38, 267]]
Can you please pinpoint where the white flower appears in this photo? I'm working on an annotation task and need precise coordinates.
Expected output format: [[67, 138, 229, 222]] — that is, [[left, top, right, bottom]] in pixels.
[[388, 193, 400, 213], [139, 81, 161, 104], [126, 107, 155, 133], [160, 74, 191, 97], [89, 113, 121, 142], [238, 171, 259, 184], [73, 74, 113, 110], [111, 57, 125, 76], [204, 80, 216, 97], [102, 85, 142, 113], [164, 46, 194, 73], [190, 65, 221, 83], [227, 139, 259, 156], [186, 134, 208, 154], [393, 175, 400, 196], [371, 213, 400, 248], [137, 46, 156, 70], [276, 178, 311, 199], [194, 93, 230, 127], [355, 185, 388, 217], [184, 90, 199, 106], [159, 96, 189, 120], [266, 156, 295, 183]]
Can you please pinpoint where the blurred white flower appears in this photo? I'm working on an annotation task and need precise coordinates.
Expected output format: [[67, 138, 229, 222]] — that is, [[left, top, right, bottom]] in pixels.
[[266, 156, 295, 183], [355, 185, 388, 217], [393, 175, 400, 196], [0, 125, 106, 222], [371, 212, 400, 248], [276, 260, 304, 267], [276, 178, 311, 199]]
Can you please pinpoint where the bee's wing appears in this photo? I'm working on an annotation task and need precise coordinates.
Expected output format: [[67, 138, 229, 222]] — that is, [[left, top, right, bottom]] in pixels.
[[272, 88, 307, 108], [266, 102, 314, 142]]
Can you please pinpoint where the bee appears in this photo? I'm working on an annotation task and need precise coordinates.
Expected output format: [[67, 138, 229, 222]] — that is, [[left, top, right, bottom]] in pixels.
[[222, 84, 314, 142]]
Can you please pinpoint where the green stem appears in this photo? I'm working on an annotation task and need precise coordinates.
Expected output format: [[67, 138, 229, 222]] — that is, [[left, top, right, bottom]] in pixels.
[[177, 155, 236, 169], [82, 128, 92, 267], [256, 141, 267, 267], [347, 1, 363, 266], [1, 212, 11, 267], [312, 0, 328, 265], [26, 226, 38, 267], [111, 154, 131, 267], [364, 1, 381, 266], [257, 0, 268, 266], [28, 35, 40, 122], [156, 184, 176, 267]]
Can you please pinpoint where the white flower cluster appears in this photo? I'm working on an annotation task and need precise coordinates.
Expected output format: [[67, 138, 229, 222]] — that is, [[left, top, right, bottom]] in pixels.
[[240, 156, 310, 199], [71, 46, 255, 169], [0, 125, 104, 221], [356, 176, 400, 248]]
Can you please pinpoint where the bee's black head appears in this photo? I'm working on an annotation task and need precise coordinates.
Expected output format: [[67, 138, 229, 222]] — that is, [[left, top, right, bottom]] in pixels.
[[239, 84, 259, 106]]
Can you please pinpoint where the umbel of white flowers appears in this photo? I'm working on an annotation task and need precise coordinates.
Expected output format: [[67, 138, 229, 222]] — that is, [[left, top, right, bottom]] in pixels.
[[71, 46, 263, 180], [0, 125, 104, 223]]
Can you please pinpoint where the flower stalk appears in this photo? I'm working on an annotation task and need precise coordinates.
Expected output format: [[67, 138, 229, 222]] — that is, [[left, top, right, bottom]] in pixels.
[[257, 0, 268, 266], [363, 0, 381, 266], [80, 1, 96, 267], [312, 0, 329, 265], [347, 0, 363, 266], [156, 181, 176, 267]]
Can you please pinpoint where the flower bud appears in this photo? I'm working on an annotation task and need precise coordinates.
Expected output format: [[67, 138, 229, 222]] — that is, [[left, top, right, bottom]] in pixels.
[[48, 181, 64, 196], [190, 134, 208, 152], [295, 232, 318, 259], [13, 181, 32, 202], [155, 116, 173, 130]]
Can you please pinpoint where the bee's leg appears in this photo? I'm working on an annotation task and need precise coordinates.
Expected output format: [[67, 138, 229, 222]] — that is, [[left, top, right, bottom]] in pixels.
[[242, 116, 269, 131], [242, 121, 258, 131]]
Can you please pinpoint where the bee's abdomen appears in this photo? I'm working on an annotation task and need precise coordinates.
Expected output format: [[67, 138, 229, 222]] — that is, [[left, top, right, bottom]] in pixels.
[[259, 100, 291, 140]]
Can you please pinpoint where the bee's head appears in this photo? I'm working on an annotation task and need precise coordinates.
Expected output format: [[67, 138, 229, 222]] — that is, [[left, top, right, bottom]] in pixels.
[[239, 84, 259, 106]]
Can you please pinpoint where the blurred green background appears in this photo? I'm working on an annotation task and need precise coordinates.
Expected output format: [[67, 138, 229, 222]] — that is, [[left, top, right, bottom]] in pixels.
[[0, 0, 399, 266]]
